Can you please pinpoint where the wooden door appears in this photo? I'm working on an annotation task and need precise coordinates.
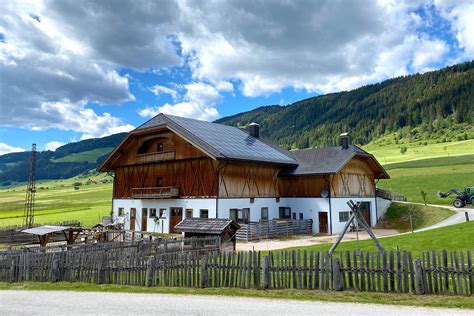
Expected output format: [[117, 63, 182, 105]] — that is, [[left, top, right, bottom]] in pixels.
[[130, 208, 136, 231], [169, 207, 182, 233], [141, 208, 148, 231], [318, 212, 328, 234], [359, 202, 371, 226]]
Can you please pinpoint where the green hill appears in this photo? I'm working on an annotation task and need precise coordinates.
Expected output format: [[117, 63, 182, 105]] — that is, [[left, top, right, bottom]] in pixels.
[[0, 133, 126, 185], [216, 61, 474, 149]]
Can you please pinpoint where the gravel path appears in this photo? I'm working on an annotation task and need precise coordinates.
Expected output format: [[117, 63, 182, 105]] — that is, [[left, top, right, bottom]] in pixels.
[[1, 290, 472, 316]]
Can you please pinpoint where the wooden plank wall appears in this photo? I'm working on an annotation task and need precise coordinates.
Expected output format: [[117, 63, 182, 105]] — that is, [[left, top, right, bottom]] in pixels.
[[218, 162, 280, 197], [278, 175, 328, 197], [331, 157, 376, 197], [114, 158, 218, 198]]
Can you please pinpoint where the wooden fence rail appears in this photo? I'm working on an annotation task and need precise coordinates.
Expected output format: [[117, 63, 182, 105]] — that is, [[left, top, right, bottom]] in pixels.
[[0, 246, 471, 296]]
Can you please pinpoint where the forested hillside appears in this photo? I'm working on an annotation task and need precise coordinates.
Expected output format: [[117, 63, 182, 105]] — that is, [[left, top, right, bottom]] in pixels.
[[217, 61, 474, 149], [0, 133, 126, 184]]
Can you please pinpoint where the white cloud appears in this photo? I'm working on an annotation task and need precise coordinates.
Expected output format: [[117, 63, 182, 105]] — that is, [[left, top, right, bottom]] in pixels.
[[412, 38, 450, 72], [0, 142, 25, 155], [44, 141, 64, 151], [435, 0, 474, 58], [139, 82, 221, 121], [149, 85, 178, 101]]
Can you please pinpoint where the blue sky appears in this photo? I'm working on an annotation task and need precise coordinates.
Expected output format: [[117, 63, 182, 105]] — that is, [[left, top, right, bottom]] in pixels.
[[0, 0, 473, 154]]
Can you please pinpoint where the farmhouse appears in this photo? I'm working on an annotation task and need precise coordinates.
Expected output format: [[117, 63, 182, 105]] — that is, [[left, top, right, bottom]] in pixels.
[[99, 113, 390, 235]]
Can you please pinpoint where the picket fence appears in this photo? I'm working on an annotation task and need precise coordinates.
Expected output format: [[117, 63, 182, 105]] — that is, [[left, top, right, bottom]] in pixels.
[[1, 242, 472, 296]]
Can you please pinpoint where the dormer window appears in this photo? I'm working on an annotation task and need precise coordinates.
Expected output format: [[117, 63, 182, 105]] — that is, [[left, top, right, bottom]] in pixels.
[[157, 143, 164, 152]]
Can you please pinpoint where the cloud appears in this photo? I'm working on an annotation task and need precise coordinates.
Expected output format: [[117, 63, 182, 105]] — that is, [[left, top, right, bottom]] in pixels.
[[1, 0, 472, 132], [0, 142, 25, 155], [44, 141, 65, 151], [139, 82, 221, 121], [149, 85, 178, 102]]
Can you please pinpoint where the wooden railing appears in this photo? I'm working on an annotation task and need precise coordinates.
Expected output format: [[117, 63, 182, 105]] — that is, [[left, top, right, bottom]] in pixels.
[[132, 187, 179, 199], [135, 151, 175, 164], [236, 219, 313, 241], [376, 188, 392, 200]]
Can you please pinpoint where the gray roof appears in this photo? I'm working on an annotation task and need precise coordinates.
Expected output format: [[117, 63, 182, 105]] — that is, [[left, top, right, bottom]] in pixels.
[[21, 225, 71, 236], [135, 113, 297, 165], [280, 145, 370, 176], [174, 218, 240, 234]]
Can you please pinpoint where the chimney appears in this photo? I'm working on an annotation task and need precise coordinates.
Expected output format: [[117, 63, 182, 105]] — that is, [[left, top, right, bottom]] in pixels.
[[340, 132, 349, 149], [249, 122, 260, 138]]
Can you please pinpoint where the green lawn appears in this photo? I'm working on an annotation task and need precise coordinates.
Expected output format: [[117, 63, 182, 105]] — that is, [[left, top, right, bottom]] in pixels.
[[377, 202, 455, 232], [0, 175, 112, 227], [284, 221, 474, 258], [51, 147, 114, 163], [364, 138, 474, 165], [377, 162, 474, 205], [0, 282, 472, 309]]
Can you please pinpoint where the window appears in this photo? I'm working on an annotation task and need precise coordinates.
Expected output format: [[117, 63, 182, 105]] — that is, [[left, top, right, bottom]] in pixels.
[[200, 209, 209, 218], [149, 208, 157, 218], [250, 197, 255, 203], [276, 197, 280, 203], [229, 209, 238, 222], [130, 208, 136, 218], [339, 211, 350, 222], [242, 208, 250, 224], [186, 209, 193, 218], [159, 208, 167, 218], [142, 208, 148, 217], [156, 177, 163, 187], [118, 208, 125, 216], [157, 143, 164, 152], [261, 207, 268, 221], [299, 213, 303, 220], [292, 213, 296, 220], [279, 207, 291, 219]]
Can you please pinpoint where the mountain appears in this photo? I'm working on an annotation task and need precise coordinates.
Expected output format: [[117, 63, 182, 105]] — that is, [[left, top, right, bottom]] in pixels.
[[216, 61, 474, 149], [0, 133, 127, 185], [1, 61, 473, 185]]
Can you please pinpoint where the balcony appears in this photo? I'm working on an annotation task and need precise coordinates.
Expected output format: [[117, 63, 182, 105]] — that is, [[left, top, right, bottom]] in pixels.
[[132, 187, 179, 199], [135, 151, 175, 164]]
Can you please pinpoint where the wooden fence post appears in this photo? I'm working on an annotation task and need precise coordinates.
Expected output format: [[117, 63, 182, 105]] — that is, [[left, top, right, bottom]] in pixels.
[[332, 258, 344, 291], [9, 257, 17, 283], [413, 259, 425, 295], [147, 257, 154, 287], [262, 256, 270, 289], [52, 256, 60, 282], [200, 256, 208, 288]]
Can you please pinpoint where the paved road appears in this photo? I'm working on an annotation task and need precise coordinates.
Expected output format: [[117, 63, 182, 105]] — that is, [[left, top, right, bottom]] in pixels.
[[411, 203, 474, 232], [1, 290, 472, 316]]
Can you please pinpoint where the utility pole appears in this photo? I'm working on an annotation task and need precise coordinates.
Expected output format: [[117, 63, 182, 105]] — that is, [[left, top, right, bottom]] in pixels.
[[23, 143, 37, 228]]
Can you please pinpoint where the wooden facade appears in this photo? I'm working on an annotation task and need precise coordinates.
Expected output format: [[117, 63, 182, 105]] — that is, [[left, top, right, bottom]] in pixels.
[[107, 126, 382, 200]]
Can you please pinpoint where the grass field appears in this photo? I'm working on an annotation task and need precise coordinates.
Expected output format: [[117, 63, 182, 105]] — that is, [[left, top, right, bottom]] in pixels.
[[376, 202, 455, 232], [51, 147, 114, 163], [364, 138, 474, 165], [285, 221, 473, 258], [0, 175, 112, 227], [0, 282, 472, 309]]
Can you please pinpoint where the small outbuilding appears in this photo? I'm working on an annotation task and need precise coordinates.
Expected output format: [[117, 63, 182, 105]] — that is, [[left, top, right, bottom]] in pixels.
[[21, 225, 82, 247], [174, 218, 240, 252]]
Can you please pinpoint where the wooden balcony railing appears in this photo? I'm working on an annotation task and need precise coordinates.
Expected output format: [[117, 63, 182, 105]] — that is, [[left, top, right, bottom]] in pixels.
[[132, 187, 179, 199], [135, 151, 175, 164]]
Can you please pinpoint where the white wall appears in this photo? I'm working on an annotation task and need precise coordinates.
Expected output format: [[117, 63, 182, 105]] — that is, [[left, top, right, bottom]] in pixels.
[[113, 198, 216, 234], [113, 196, 380, 235], [376, 197, 392, 220], [330, 197, 377, 234]]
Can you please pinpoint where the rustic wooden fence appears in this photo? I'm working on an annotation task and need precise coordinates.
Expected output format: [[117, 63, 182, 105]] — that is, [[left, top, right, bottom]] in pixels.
[[236, 219, 313, 241], [1, 246, 471, 296], [0, 221, 81, 245]]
